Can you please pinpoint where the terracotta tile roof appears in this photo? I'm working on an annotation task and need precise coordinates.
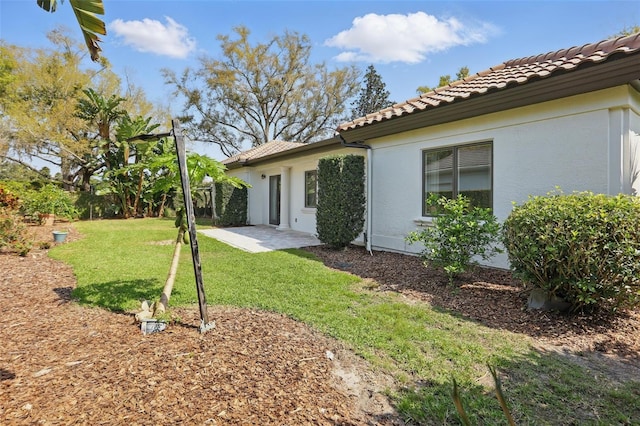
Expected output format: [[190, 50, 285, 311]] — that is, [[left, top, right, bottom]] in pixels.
[[223, 140, 305, 165], [338, 32, 640, 132]]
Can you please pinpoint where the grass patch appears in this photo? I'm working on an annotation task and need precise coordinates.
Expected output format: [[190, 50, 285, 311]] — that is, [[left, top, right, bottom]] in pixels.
[[50, 218, 640, 424]]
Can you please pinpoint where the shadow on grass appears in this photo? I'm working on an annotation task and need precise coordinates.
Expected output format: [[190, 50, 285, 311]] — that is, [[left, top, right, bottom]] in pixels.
[[53, 286, 74, 303], [394, 347, 640, 425], [72, 278, 160, 311], [280, 247, 321, 260]]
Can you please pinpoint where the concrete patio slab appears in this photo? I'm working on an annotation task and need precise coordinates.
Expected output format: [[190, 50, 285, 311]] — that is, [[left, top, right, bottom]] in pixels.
[[198, 225, 322, 253]]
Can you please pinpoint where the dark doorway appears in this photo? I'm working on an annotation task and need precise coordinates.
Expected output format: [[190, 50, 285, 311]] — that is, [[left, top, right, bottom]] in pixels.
[[269, 175, 281, 225]]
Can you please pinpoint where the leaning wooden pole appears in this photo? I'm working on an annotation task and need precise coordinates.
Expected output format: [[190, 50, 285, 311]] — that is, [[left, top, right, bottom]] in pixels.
[[172, 119, 215, 333]]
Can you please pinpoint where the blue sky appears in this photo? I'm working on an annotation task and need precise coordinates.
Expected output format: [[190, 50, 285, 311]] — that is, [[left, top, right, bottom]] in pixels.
[[1, 0, 639, 158]]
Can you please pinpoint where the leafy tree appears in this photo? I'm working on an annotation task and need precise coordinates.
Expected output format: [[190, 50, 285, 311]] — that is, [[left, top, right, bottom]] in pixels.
[[0, 44, 18, 100], [116, 115, 162, 216], [93, 114, 161, 218], [76, 88, 126, 141], [417, 66, 470, 94], [350, 65, 395, 119], [75, 85, 171, 200], [36, 0, 106, 61], [163, 26, 360, 157], [0, 31, 93, 188], [0, 160, 46, 183], [1, 31, 163, 195], [456, 66, 470, 81], [75, 87, 127, 174]]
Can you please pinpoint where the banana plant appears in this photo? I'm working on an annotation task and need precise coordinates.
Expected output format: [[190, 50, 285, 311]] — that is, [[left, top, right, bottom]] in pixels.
[[136, 146, 247, 319], [115, 115, 161, 217], [37, 0, 106, 61]]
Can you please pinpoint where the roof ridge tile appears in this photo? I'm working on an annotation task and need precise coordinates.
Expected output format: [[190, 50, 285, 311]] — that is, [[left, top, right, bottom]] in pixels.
[[336, 31, 640, 133]]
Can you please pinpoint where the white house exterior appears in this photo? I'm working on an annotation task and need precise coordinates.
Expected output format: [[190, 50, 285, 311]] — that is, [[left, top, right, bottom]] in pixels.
[[223, 32, 640, 268], [223, 140, 366, 237]]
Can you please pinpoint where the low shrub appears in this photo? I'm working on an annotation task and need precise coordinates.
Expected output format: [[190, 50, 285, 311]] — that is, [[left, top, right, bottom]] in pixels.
[[503, 191, 640, 312], [0, 185, 21, 210], [0, 184, 32, 256], [407, 194, 501, 283], [21, 183, 78, 222]]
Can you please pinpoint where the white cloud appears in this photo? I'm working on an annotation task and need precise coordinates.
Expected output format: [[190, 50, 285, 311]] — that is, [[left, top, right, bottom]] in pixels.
[[325, 12, 497, 64], [108, 17, 196, 59]]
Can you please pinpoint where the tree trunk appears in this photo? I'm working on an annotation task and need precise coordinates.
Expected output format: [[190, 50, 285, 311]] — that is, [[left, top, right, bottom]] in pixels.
[[120, 191, 130, 219], [158, 193, 167, 218], [80, 167, 93, 192], [60, 156, 73, 191], [153, 228, 184, 316], [132, 169, 144, 216]]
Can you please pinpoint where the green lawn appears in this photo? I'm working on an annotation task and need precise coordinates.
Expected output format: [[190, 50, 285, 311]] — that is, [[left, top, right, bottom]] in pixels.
[[50, 218, 640, 425]]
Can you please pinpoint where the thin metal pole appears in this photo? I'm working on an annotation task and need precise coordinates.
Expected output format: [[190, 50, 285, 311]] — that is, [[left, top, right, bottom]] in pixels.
[[172, 119, 214, 333]]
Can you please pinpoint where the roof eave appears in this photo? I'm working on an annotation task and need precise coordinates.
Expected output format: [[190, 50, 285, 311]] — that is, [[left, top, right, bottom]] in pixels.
[[223, 136, 342, 169]]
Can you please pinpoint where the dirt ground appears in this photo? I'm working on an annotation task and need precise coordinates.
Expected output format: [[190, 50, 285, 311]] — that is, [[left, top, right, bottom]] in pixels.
[[2, 224, 639, 425]]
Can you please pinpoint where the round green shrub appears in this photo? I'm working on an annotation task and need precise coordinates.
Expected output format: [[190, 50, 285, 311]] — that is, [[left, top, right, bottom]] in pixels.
[[503, 191, 640, 312]]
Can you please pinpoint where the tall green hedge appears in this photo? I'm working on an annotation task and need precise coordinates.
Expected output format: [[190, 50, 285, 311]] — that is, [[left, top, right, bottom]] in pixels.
[[215, 182, 247, 226], [316, 154, 365, 248], [503, 191, 640, 312]]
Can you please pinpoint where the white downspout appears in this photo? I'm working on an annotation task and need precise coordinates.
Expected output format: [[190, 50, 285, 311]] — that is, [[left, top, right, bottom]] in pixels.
[[366, 148, 373, 255], [277, 166, 291, 230]]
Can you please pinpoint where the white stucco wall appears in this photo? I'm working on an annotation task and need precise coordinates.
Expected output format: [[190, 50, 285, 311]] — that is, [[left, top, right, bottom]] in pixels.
[[225, 85, 640, 269], [367, 86, 640, 268], [226, 147, 365, 236], [627, 87, 640, 195]]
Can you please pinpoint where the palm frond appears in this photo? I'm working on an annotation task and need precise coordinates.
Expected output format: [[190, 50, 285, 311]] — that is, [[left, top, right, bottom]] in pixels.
[[37, 0, 106, 61], [36, 0, 58, 12]]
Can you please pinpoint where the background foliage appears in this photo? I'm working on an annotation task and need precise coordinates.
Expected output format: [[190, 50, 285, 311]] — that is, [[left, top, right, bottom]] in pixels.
[[163, 26, 360, 157], [21, 183, 78, 221]]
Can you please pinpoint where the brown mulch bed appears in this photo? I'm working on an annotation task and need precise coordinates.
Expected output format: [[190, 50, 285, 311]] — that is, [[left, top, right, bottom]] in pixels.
[[2, 224, 640, 424], [1, 224, 400, 425], [303, 245, 640, 379]]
